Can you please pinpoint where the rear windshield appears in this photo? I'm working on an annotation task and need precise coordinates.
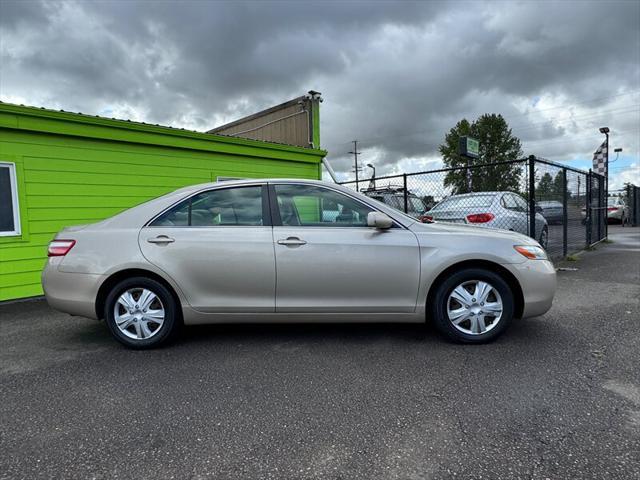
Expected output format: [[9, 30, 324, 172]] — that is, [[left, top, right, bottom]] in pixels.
[[608, 198, 622, 206], [430, 194, 494, 211]]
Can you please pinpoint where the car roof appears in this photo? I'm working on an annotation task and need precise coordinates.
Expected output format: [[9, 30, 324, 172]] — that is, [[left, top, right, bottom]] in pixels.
[[173, 178, 335, 194]]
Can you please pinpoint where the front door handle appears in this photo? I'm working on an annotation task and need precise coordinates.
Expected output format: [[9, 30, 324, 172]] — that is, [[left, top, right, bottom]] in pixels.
[[277, 237, 307, 246], [147, 235, 175, 244]]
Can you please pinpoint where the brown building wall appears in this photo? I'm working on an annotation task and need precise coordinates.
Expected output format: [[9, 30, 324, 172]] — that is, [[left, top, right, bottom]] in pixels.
[[208, 92, 321, 149]]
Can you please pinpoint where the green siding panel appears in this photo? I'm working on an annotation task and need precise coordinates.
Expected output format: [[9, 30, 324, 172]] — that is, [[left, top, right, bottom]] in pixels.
[[0, 103, 323, 301], [0, 283, 44, 302]]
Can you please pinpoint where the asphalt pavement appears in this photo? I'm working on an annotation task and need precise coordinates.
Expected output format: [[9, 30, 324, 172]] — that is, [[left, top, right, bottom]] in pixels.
[[1, 225, 639, 479]]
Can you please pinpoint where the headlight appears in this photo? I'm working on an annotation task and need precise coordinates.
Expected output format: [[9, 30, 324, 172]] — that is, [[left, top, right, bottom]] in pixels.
[[514, 245, 548, 260]]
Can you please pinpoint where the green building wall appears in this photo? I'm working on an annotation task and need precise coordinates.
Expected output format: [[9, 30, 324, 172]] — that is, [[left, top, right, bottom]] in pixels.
[[0, 103, 325, 301]]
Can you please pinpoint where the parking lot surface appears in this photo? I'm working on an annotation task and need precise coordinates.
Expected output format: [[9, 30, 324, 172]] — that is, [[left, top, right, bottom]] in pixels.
[[1, 226, 639, 479]]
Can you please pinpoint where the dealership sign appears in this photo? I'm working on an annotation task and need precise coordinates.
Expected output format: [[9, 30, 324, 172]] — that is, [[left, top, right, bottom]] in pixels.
[[459, 136, 480, 159]]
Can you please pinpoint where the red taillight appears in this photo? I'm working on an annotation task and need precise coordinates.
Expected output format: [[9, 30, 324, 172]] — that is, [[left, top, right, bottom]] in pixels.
[[607, 207, 618, 212], [466, 213, 495, 223], [419, 214, 434, 223], [48, 239, 76, 257]]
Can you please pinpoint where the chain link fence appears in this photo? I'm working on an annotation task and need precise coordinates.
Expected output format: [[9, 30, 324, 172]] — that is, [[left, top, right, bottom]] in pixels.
[[340, 156, 607, 261], [623, 184, 640, 227]]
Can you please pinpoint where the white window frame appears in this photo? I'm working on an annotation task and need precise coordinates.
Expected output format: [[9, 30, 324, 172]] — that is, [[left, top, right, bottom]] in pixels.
[[217, 176, 246, 182], [0, 162, 21, 237]]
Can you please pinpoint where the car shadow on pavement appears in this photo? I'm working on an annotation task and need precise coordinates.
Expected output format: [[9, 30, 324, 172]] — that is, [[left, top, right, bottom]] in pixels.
[[179, 322, 434, 346], [172, 315, 555, 349]]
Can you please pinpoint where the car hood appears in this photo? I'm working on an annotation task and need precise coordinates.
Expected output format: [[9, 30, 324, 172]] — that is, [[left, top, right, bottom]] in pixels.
[[409, 220, 539, 245]]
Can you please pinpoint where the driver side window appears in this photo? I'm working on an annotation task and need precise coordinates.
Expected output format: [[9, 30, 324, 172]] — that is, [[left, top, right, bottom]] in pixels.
[[274, 184, 375, 227]]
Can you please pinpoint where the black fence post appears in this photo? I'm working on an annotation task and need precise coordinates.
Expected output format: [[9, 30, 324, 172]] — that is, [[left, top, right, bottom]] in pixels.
[[562, 168, 568, 257], [598, 175, 603, 242], [629, 185, 640, 227], [528, 156, 536, 240], [586, 170, 592, 246], [402, 174, 408, 213]]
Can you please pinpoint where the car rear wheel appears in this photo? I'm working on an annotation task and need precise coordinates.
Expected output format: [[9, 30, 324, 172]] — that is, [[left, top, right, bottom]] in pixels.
[[104, 277, 180, 349], [430, 268, 514, 343]]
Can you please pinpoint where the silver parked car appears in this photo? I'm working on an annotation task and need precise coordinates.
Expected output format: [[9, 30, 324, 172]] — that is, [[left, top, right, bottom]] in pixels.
[[537, 200, 564, 225], [361, 186, 427, 219], [42, 179, 556, 348], [424, 192, 549, 249]]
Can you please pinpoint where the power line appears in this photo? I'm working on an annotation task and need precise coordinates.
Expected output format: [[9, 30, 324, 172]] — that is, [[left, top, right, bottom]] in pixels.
[[333, 90, 640, 146], [505, 90, 640, 117], [508, 105, 640, 132]]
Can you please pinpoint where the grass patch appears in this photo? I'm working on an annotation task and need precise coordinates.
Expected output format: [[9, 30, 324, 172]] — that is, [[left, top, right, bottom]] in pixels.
[[566, 254, 579, 262]]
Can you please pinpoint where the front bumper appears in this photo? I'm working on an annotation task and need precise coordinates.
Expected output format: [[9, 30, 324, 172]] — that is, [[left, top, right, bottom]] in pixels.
[[42, 258, 104, 319], [507, 259, 557, 319]]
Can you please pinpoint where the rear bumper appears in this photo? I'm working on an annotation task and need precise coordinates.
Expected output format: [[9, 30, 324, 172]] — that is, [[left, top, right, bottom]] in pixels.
[[41, 258, 104, 319], [543, 214, 563, 224], [507, 259, 556, 319]]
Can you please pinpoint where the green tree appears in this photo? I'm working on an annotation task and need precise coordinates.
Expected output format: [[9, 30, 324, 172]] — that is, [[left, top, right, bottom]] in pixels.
[[537, 172, 555, 199], [439, 114, 523, 194], [553, 171, 565, 198], [536, 171, 565, 200]]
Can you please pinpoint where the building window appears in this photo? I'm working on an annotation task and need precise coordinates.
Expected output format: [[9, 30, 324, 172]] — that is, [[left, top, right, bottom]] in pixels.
[[0, 162, 21, 236]]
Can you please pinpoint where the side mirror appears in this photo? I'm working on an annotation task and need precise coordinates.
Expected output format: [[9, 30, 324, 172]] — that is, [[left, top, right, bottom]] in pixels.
[[367, 212, 393, 229], [535, 205, 543, 214]]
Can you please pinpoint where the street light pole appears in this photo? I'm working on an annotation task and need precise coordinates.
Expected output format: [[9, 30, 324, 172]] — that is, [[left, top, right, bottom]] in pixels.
[[367, 163, 376, 190], [612, 147, 623, 163]]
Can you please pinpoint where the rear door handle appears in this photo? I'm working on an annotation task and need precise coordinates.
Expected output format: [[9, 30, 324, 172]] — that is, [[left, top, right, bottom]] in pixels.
[[277, 237, 307, 246], [147, 235, 175, 244]]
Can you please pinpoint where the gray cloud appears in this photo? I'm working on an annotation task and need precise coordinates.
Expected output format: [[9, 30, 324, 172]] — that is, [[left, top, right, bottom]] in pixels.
[[1, 0, 638, 181]]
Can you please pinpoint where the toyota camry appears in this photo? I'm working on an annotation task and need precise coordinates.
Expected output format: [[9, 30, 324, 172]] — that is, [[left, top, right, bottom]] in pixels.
[[42, 179, 556, 348]]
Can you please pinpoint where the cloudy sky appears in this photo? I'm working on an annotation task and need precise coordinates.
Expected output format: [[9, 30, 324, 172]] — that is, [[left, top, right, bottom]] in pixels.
[[1, 0, 639, 189]]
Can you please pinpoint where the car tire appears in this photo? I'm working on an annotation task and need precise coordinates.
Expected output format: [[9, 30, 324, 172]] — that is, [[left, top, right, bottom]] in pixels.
[[104, 276, 180, 349], [430, 268, 515, 344], [539, 226, 549, 250]]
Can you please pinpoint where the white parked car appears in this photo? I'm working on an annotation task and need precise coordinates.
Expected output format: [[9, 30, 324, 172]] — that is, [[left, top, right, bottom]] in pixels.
[[607, 197, 629, 224]]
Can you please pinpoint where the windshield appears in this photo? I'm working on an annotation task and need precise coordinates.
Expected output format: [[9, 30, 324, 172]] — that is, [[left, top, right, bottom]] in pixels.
[[409, 197, 426, 213], [608, 198, 621, 206], [430, 194, 495, 211]]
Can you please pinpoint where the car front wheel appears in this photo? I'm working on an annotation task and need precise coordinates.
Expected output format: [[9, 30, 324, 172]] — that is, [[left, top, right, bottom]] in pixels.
[[104, 277, 180, 349], [430, 268, 515, 343], [539, 226, 549, 250]]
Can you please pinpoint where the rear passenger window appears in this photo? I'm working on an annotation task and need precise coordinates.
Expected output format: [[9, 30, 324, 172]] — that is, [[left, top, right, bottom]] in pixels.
[[151, 186, 263, 226]]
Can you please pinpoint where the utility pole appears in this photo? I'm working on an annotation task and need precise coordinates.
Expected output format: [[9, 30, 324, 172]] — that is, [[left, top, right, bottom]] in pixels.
[[349, 140, 363, 191]]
